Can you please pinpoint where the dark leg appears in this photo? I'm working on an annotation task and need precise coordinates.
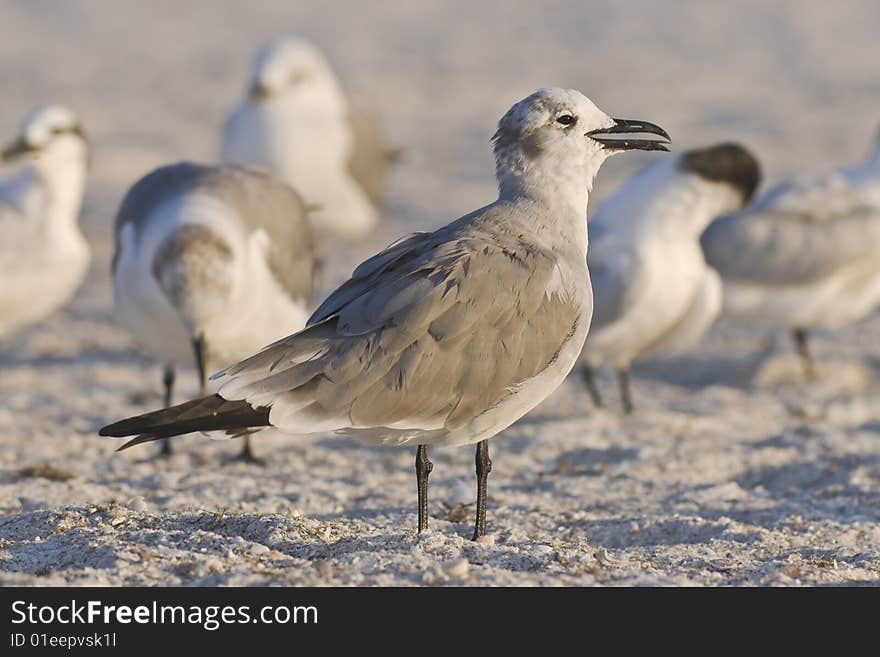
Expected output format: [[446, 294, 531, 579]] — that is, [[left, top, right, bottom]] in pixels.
[[617, 367, 634, 414], [162, 365, 175, 407], [192, 335, 207, 395], [234, 435, 264, 465], [415, 444, 433, 532], [158, 366, 175, 457], [792, 328, 816, 381], [582, 365, 604, 408], [204, 336, 263, 466], [472, 440, 492, 541]]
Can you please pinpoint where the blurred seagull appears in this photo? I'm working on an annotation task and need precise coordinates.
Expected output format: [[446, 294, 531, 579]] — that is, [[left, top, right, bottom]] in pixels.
[[702, 131, 880, 380], [221, 38, 397, 241], [0, 105, 89, 338], [111, 163, 315, 462], [582, 143, 760, 411], [101, 88, 670, 539]]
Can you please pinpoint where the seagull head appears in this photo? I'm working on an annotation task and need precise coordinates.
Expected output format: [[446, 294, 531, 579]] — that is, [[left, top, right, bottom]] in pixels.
[[0, 105, 87, 164], [493, 88, 670, 202], [679, 142, 761, 204], [247, 38, 342, 105]]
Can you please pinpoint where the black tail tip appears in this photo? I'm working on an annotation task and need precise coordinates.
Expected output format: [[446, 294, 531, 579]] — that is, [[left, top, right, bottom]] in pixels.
[[98, 422, 130, 438]]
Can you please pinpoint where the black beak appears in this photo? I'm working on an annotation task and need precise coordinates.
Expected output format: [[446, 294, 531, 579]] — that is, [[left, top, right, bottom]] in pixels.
[[0, 137, 34, 162], [248, 81, 272, 102], [588, 118, 671, 152]]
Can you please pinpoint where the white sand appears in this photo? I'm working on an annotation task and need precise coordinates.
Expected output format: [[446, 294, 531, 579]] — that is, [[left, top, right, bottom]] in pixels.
[[1, 0, 879, 586]]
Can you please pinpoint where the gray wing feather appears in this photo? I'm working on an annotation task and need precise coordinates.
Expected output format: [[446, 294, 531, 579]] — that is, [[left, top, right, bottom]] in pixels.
[[702, 181, 880, 285], [309, 231, 434, 326], [587, 243, 641, 331], [215, 210, 583, 440]]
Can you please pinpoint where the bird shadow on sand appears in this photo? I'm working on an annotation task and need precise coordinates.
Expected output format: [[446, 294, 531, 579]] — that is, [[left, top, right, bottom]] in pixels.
[[653, 454, 880, 532], [733, 453, 880, 503], [631, 350, 769, 391], [0, 529, 120, 575], [561, 514, 759, 549], [0, 346, 137, 369]]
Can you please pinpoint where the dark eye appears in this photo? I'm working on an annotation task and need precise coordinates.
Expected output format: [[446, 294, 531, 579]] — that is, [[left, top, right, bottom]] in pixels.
[[556, 114, 576, 126]]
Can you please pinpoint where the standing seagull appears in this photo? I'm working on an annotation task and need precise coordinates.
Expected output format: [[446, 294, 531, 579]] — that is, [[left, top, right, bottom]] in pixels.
[[582, 143, 760, 411], [702, 132, 880, 380], [112, 163, 315, 461], [0, 105, 89, 338], [101, 88, 670, 539], [221, 38, 396, 241]]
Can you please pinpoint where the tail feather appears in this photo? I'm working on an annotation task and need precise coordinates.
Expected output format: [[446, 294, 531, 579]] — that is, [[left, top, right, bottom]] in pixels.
[[99, 394, 270, 451]]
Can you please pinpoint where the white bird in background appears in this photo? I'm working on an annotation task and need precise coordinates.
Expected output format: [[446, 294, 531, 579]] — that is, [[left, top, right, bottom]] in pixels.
[[221, 37, 397, 242], [702, 130, 880, 380], [582, 143, 760, 411], [111, 163, 315, 462], [0, 105, 90, 339], [101, 88, 670, 539]]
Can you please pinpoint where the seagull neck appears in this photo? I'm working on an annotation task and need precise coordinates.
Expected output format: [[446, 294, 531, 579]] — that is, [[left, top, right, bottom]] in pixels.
[[496, 178, 591, 259], [497, 169, 591, 220], [37, 150, 87, 236]]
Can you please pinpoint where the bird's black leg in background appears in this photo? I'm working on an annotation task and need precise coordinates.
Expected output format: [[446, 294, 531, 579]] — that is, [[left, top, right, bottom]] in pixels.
[[415, 444, 433, 532], [582, 365, 604, 408], [792, 327, 816, 381], [192, 335, 207, 396], [472, 440, 492, 541], [204, 335, 262, 466], [162, 365, 175, 408], [617, 367, 634, 414], [157, 365, 175, 457], [236, 435, 262, 464]]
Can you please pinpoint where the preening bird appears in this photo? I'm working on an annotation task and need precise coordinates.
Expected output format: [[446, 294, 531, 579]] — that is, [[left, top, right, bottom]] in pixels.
[[221, 37, 396, 241], [702, 130, 880, 380], [582, 143, 760, 411], [101, 88, 670, 539], [111, 163, 315, 462], [0, 105, 89, 339]]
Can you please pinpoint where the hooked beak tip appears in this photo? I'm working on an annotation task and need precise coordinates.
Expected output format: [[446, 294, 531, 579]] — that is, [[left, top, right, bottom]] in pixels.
[[588, 117, 671, 153]]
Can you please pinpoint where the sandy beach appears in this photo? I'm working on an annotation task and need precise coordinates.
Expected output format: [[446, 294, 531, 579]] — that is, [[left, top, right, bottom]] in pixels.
[[1, 0, 879, 586]]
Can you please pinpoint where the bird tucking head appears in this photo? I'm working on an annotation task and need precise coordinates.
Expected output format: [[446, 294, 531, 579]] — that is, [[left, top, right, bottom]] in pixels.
[[247, 37, 343, 105], [1, 105, 86, 163]]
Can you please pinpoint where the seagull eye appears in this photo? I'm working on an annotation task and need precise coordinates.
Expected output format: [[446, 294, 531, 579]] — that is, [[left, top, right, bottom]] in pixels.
[[556, 114, 576, 126]]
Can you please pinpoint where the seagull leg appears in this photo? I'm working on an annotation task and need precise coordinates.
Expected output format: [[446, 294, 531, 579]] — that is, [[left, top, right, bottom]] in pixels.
[[582, 365, 604, 408], [205, 335, 264, 466], [158, 365, 175, 457], [162, 365, 176, 408], [617, 367, 634, 414], [792, 328, 816, 381], [415, 444, 433, 532], [235, 435, 264, 465], [472, 440, 492, 541], [193, 335, 207, 396]]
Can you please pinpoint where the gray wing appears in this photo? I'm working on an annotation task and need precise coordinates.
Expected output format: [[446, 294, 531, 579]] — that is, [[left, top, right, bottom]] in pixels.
[[0, 203, 40, 276], [587, 240, 642, 331], [702, 175, 880, 285], [346, 92, 399, 207], [114, 162, 315, 302], [214, 217, 583, 442], [308, 231, 435, 325], [0, 169, 49, 274], [0, 167, 46, 219]]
